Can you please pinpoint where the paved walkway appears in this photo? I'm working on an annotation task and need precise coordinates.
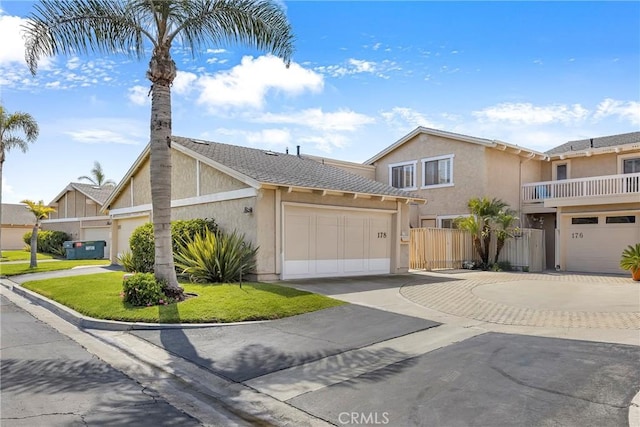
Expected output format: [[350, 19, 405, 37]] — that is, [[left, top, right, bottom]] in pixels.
[[400, 271, 640, 329]]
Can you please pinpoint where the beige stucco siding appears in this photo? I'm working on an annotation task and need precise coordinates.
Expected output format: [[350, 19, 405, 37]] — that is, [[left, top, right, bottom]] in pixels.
[[172, 151, 198, 199], [41, 221, 80, 240], [485, 149, 524, 211], [255, 189, 277, 276], [199, 162, 249, 194], [569, 153, 618, 179], [373, 133, 488, 220], [133, 160, 152, 206], [112, 181, 133, 210]]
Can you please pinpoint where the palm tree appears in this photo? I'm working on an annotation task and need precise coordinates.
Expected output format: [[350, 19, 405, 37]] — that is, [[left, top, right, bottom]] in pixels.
[[456, 197, 508, 267], [494, 208, 518, 264], [78, 161, 116, 187], [0, 105, 39, 253], [21, 199, 56, 268], [23, 0, 294, 299]]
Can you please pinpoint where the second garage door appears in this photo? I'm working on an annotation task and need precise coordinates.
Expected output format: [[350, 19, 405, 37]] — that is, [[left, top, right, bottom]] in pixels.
[[115, 215, 150, 258], [283, 205, 392, 280], [565, 213, 640, 274]]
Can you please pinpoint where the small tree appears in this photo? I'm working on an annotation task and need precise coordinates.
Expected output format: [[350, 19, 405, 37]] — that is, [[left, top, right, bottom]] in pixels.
[[78, 160, 116, 187], [494, 208, 519, 264], [0, 105, 39, 253], [20, 199, 56, 268]]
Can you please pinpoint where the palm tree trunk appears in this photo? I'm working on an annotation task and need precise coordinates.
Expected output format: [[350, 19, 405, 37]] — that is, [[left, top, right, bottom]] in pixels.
[[147, 47, 182, 299], [30, 224, 38, 268], [495, 238, 505, 264]]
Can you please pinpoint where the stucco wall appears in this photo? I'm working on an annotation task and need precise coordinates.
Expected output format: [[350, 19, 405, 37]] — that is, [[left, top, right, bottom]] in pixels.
[[373, 133, 488, 220], [41, 221, 80, 240], [173, 150, 198, 199], [199, 162, 248, 194], [568, 153, 618, 179], [49, 189, 102, 219], [485, 149, 526, 211]]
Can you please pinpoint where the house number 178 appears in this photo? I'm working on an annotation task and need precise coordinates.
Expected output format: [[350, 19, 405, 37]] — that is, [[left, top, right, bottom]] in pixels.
[[377, 232, 387, 238]]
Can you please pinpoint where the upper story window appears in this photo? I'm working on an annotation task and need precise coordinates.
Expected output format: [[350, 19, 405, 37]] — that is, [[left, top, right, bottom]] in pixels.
[[422, 154, 454, 188], [552, 160, 570, 181], [623, 157, 640, 174], [389, 161, 417, 190]]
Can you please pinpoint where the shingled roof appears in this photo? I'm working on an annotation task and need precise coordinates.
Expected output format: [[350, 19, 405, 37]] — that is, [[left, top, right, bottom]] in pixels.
[[173, 136, 423, 200], [545, 131, 640, 155], [49, 182, 115, 206], [1, 203, 34, 225]]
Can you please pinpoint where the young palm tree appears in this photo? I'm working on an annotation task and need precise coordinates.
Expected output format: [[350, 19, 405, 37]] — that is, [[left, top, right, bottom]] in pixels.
[[23, 0, 294, 299], [494, 208, 518, 264], [21, 199, 56, 268], [78, 161, 116, 187], [0, 105, 39, 253], [457, 197, 508, 267]]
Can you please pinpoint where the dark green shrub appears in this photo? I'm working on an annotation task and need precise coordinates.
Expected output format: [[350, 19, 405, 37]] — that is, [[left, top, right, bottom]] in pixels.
[[491, 260, 513, 272], [122, 273, 171, 307], [175, 229, 258, 283], [128, 219, 219, 273], [117, 250, 137, 273], [23, 230, 69, 255]]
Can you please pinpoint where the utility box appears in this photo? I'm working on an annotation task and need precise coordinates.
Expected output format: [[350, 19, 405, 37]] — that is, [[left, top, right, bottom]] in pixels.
[[63, 240, 106, 260]]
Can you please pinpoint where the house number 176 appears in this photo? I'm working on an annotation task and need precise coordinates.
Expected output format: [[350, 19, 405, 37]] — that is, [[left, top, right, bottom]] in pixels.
[[377, 232, 387, 238], [571, 232, 583, 239]]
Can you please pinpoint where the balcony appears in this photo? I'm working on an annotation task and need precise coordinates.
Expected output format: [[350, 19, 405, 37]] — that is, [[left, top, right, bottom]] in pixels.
[[522, 172, 640, 209]]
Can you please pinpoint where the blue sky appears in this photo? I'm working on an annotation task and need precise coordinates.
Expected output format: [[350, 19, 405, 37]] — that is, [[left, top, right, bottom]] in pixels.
[[1, 1, 639, 205]]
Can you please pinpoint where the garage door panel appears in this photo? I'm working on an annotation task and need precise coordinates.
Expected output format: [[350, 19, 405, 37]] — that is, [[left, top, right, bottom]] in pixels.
[[116, 216, 149, 257], [283, 206, 392, 279], [565, 214, 639, 274]]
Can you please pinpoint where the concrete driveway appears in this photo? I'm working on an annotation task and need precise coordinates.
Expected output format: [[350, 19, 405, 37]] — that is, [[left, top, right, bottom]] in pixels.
[[286, 270, 640, 346]]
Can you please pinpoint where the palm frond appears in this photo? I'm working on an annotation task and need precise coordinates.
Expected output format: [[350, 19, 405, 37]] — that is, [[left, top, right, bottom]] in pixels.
[[23, 0, 149, 74]]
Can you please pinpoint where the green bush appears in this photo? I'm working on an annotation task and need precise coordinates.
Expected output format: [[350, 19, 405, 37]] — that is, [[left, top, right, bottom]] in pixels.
[[117, 250, 138, 273], [122, 273, 171, 307], [128, 219, 219, 273], [175, 229, 258, 283], [23, 230, 70, 255], [491, 261, 513, 272]]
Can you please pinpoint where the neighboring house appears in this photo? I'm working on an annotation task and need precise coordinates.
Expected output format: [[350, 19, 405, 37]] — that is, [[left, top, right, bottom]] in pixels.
[[40, 182, 114, 258], [366, 126, 640, 275], [102, 136, 424, 281], [523, 131, 640, 275], [1, 203, 34, 250], [365, 127, 547, 229]]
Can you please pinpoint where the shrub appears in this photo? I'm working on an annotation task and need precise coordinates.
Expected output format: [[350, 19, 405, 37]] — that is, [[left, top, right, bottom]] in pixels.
[[117, 250, 137, 273], [175, 229, 258, 283], [23, 230, 70, 255], [122, 273, 171, 307], [491, 261, 513, 272], [128, 219, 219, 273]]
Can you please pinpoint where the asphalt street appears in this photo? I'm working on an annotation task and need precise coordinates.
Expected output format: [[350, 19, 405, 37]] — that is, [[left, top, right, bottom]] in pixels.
[[0, 294, 200, 426]]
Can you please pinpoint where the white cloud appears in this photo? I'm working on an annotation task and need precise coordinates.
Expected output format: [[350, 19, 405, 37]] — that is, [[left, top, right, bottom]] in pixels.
[[0, 13, 27, 65], [63, 118, 147, 145], [315, 58, 400, 79], [349, 59, 375, 73], [206, 48, 227, 54], [215, 127, 292, 149], [298, 133, 349, 153], [255, 108, 375, 132], [128, 85, 149, 105], [381, 107, 441, 131], [473, 102, 590, 125], [196, 55, 323, 110], [172, 71, 197, 95], [594, 98, 640, 125], [65, 129, 141, 145]]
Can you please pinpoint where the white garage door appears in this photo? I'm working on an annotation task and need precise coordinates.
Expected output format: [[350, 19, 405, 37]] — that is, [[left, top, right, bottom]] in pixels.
[[565, 213, 640, 274], [283, 205, 392, 280], [82, 227, 110, 258], [116, 216, 150, 258]]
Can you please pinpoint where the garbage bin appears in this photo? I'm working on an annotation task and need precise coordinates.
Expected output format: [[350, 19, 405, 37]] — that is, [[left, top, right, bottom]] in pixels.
[[63, 240, 107, 260]]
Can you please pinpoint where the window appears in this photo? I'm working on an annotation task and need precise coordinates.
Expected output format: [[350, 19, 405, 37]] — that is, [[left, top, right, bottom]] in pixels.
[[422, 154, 454, 188], [606, 216, 636, 224], [571, 217, 598, 225], [623, 158, 640, 174], [440, 218, 457, 229], [556, 164, 568, 180], [389, 161, 417, 190]]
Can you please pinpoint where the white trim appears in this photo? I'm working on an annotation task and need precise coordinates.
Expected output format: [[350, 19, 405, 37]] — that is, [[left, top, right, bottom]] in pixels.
[[109, 187, 258, 216], [437, 213, 469, 228], [560, 209, 639, 216], [41, 215, 109, 224], [130, 177, 134, 206], [421, 154, 454, 189], [388, 160, 418, 191], [196, 160, 201, 196]]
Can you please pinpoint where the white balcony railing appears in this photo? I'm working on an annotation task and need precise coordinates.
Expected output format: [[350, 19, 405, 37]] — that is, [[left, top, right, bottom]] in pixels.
[[522, 172, 640, 203]]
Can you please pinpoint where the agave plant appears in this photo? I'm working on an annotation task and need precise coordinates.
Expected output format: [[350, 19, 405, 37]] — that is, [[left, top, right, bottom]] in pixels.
[[174, 230, 258, 283]]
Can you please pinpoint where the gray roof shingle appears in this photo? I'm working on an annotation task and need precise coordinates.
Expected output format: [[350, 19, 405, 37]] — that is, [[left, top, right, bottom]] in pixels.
[[174, 136, 423, 199], [2, 204, 34, 225], [66, 182, 114, 205], [545, 131, 640, 155]]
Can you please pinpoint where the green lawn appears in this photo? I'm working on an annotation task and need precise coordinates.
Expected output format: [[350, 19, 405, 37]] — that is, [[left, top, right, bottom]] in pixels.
[[21, 272, 345, 323], [1, 250, 56, 262], [0, 259, 111, 276]]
